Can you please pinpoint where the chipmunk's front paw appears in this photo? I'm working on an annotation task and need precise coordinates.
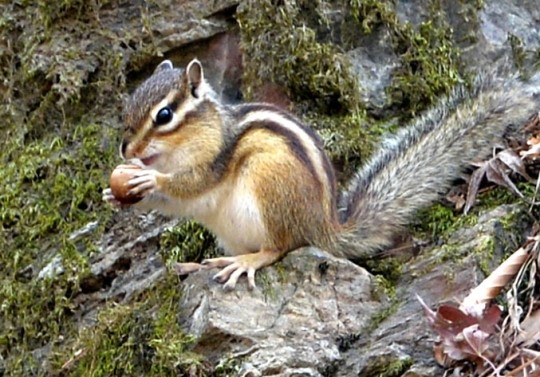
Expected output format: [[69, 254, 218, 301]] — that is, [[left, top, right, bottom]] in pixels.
[[127, 169, 165, 197], [102, 188, 124, 208]]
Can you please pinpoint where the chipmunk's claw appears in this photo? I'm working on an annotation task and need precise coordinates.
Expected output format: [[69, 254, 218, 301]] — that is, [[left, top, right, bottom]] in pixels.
[[202, 249, 282, 290], [128, 170, 158, 196], [211, 261, 257, 290]]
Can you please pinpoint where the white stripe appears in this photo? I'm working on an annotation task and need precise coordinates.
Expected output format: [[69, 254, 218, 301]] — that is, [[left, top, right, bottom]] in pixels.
[[238, 110, 329, 189]]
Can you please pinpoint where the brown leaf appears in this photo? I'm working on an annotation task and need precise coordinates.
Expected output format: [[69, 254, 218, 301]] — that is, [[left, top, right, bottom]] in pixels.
[[517, 308, 540, 347], [497, 149, 533, 181], [465, 162, 488, 214], [462, 324, 490, 357], [437, 305, 478, 334], [520, 141, 540, 159], [485, 159, 524, 198], [477, 305, 502, 334], [460, 245, 530, 311], [523, 112, 540, 133], [447, 188, 466, 211]]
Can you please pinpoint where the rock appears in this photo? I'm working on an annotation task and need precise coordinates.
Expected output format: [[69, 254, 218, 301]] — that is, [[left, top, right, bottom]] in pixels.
[[347, 30, 399, 114], [180, 247, 386, 376]]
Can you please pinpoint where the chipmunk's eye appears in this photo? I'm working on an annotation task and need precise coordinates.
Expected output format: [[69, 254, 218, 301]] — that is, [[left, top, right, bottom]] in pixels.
[[155, 106, 173, 126]]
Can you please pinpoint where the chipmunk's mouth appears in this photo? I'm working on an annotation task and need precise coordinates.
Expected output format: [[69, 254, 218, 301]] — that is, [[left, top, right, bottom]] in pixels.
[[140, 154, 160, 166]]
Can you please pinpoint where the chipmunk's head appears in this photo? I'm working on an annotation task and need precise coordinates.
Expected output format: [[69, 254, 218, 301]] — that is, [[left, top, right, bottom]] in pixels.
[[121, 59, 223, 171]]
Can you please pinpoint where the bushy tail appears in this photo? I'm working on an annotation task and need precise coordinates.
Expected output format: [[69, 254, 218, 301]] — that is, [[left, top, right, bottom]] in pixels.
[[334, 69, 540, 260]]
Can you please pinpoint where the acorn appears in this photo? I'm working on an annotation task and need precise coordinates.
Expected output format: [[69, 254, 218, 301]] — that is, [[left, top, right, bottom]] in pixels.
[[109, 165, 144, 205]]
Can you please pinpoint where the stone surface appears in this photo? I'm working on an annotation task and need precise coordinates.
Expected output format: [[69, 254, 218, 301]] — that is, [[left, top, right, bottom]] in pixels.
[[180, 247, 384, 376]]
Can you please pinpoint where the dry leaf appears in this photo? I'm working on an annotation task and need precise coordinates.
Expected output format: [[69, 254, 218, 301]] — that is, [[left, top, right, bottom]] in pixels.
[[520, 141, 540, 159], [465, 149, 529, 214], [517, 308, 540, 347], [465, 162, 488, 214], [460, 244, 530, 313], [418, 295, 501, 370], [485, 159, 524, 198], [497, 149, 533, 181]]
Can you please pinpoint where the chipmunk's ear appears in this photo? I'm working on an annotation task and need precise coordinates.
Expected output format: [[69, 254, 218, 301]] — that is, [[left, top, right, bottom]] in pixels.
[[186, 59, 203, 98], [154, 59, 174, 73]]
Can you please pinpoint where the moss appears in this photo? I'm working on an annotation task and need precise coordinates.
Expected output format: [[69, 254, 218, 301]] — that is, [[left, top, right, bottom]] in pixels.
[[362, 355, 413, 377], [160, 222, 219, 267], [307, 110, 389, 178], [474, 237, 496, 276], [473, 183, 534, 213], [0, 1, 165, 375], [346, 0, 465, 118], [49, 274, 212, 376], [335, 274, 400, 347], [412, 203, 478, 242], [364, 257, 404, 284], [508, 33, 540, 76], [237, 0, 362, 115], [387, 20, 462, 117], [455, 0, 485, 43], [0, 119, 118, 374], [365, 298, 400, 335]]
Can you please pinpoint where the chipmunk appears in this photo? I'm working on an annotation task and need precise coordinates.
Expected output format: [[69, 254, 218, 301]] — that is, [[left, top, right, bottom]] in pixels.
[[103, 58, 540, 290]]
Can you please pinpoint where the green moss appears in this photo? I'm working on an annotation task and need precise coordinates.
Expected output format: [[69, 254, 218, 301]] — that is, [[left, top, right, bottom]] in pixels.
[[453, 0, 484, 44], [509, 33, 527, 72], [160, 222, 218, 267], [0, 118, 118, 376], [364, 257, 404, 284], [336, 275, 400, 346], [349, 0, 464, 118], [508, 33, 540, 76], [49, 274, 209, 376], [468, 183, 534, 218], [237, 0, 362, 115], [365, 299, 400, 335], [362, 355, 413, 377], [308, 110, 388, 178], [0, 1, 165, 374], [412, 203, 478, 242], [349, 0, 396, 34], [475, 237, 496, 276], [388, 19, 462, 117]]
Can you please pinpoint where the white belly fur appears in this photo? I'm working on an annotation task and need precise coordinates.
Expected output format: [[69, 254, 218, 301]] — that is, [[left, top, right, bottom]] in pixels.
[[142, 180, 266, 256]]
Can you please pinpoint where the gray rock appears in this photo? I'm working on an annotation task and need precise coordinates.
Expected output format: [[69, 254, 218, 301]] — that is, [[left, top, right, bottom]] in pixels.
[[347, 29, 399, 113], [180, 247, 385, 376]]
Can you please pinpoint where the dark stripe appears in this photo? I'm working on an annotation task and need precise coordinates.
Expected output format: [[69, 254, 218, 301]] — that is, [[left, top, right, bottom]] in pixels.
[[228, 104, 339, 210], [232, 103, 336, 177], [321, 148, 338, 220], [212, 119, 319, 184], [154, 99, 215, 136], [167, 89, 187, 113]]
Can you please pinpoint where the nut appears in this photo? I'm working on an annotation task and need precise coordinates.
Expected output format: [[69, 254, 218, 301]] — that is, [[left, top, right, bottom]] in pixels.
[[109, 165, 144, 204]]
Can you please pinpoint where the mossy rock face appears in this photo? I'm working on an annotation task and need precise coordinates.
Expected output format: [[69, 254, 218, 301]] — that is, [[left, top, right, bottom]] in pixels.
[[0, 1, 158, 375], [237, 0, 363, 115], [1, 0, 539, 375]]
